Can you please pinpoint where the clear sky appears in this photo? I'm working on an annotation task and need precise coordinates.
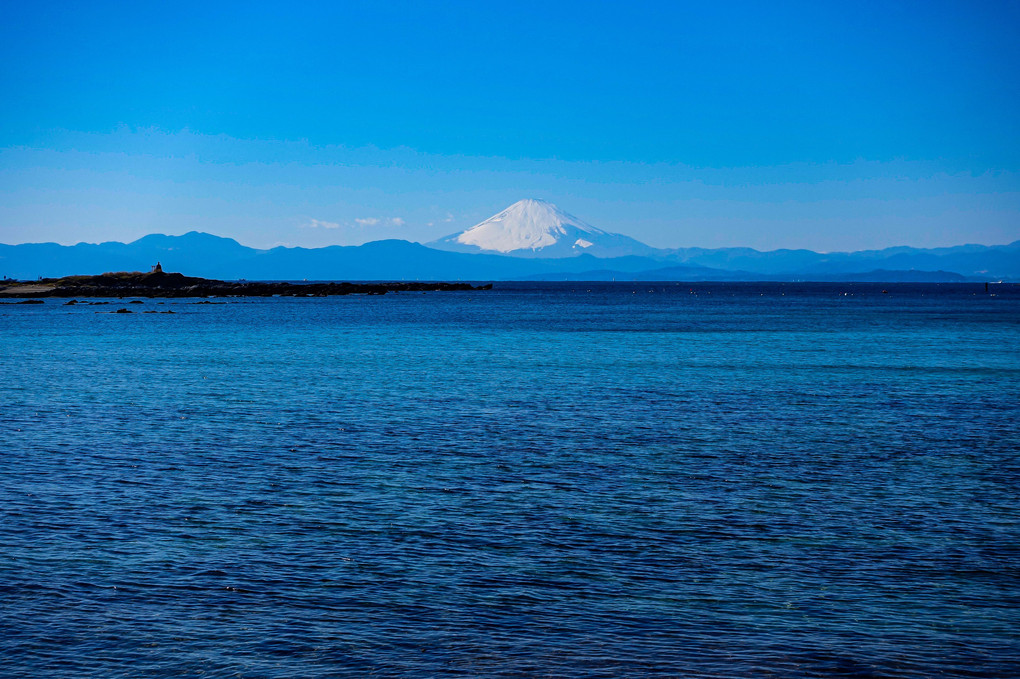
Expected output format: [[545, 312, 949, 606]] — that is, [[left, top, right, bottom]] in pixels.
[[2, 0, 1019, 251]]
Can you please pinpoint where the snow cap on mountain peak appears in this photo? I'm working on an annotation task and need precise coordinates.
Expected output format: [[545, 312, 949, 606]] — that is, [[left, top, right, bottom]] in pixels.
[[428, 198, 656, 258], [453, 199, 606, 253]]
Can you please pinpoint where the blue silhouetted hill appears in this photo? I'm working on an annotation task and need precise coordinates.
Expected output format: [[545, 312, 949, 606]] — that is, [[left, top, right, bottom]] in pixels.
[[1, 232, 1017, 281]]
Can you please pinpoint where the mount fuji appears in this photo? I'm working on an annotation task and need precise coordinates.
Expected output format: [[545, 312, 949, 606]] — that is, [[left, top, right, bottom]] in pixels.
[[428, 199, 658, 258]]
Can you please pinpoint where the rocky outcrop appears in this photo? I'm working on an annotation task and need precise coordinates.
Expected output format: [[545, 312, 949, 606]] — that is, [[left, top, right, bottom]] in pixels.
[[0, 270, 492, 298]]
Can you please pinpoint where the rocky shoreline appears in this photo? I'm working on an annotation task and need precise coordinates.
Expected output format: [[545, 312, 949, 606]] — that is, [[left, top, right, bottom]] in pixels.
[[0, 270, 491, 298]]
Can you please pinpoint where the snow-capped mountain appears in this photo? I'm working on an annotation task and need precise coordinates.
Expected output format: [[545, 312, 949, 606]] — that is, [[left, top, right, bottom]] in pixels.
[[428, 199, 658, 258]]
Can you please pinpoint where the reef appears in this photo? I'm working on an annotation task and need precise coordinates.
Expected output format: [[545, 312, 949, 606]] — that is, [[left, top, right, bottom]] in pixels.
[[0, 270, 491, 298]]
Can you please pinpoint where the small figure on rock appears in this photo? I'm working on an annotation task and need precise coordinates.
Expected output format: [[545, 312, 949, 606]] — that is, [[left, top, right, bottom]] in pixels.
[[150, 262, 163, 273]]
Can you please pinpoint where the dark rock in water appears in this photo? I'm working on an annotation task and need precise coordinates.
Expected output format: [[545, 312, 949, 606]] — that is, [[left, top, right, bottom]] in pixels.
[[114, 308, 133, 314], [129, 300, 144, 304], [17, 299, 44, 304], [0, 269, 492, 298], [64, 300, 79, 305]]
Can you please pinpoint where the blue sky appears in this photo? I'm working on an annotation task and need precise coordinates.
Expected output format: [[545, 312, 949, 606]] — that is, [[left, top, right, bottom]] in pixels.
[[2, 0, 1019, 251]]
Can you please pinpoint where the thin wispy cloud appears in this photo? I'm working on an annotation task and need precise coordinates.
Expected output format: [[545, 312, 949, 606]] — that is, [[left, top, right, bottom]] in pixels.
[[306, 218, 341, 229], [304, 216, 406, 232], [428, 212, 455, 228], [354, 217, 405, 227]]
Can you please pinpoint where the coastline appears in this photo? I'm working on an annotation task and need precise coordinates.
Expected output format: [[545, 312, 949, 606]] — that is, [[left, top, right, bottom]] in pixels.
[[0, 270, 491, 298]]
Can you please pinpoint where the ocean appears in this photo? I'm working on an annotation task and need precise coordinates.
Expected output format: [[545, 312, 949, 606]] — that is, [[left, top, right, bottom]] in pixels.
[[2, 282, 1018, 677]]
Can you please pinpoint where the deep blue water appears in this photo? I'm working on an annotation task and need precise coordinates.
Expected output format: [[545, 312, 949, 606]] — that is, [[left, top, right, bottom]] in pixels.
[[2, 282, 1019, 678]]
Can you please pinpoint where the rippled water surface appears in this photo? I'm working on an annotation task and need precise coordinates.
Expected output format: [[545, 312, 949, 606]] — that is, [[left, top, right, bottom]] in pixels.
[[2, 282, 1019, 677]]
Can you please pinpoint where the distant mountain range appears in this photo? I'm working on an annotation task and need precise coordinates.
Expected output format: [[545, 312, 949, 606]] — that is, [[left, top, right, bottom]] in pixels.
[[2, 200, 1017, 281]]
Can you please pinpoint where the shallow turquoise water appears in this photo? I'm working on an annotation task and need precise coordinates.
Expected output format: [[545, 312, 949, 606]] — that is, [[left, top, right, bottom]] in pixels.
[[2, 283, 1019, 677]]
